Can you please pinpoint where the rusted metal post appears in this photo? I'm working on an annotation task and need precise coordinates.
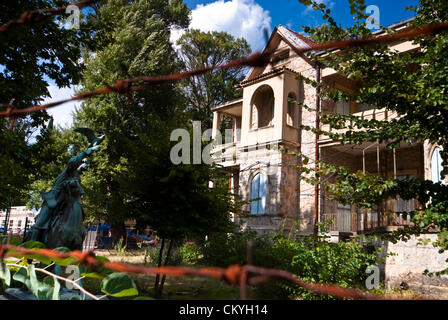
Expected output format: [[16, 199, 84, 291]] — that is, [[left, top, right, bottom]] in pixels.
[[314, 63, 321, 235]]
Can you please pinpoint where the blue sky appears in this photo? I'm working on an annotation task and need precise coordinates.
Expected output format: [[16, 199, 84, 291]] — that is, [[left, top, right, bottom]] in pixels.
[[183, 0, 419, 47]]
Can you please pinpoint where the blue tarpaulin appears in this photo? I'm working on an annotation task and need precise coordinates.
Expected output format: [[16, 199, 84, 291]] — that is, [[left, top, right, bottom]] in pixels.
[[87, 224, 110, 231], [126, 229, 153, 241]]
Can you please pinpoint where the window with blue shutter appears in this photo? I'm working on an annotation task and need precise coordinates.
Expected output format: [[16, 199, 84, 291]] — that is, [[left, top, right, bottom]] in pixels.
[[250, 173, 266, 214]]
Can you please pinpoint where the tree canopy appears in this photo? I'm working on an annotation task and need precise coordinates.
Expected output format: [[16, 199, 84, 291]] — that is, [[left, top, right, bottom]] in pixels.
[[0, 0, 91, 208], [176, 29, 251, 128]]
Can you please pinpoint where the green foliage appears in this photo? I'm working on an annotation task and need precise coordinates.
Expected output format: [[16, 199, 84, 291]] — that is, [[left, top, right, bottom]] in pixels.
[[101, 272, 138, 298], [0, 265, 11, 287], [0, 235, 21, 245], [12, 265, 61, 300], [200, 231, 262, 267], [0, 238, 139, 299], [146, 243, 183, 267], [180, 242, 202, 265], [283, 237, 379, 299], [114, 237, 127, 257], [0, 0, 92, 207], [79, 255, 114, 279], [200, 230, 382, 299], [177, 29, 251, 128]]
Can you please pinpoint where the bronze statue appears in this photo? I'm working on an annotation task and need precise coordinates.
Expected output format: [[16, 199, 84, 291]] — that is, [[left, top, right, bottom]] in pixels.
[[29, 128, 104, 250]]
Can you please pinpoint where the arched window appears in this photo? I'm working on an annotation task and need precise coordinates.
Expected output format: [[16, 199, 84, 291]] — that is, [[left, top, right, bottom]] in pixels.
[[431, 147, 444, 184], [250, 173, 266, 214], [251, 86, 275, 129]]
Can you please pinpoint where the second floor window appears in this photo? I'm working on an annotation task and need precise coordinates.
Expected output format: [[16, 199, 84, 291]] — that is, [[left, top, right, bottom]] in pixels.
[[250, 173, 266, 214]]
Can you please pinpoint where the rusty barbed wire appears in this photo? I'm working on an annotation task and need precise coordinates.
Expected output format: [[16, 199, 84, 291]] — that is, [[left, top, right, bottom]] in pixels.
[[1, 20, 448, 119], [0, 243, 425, 300], [0, 0, 98, 33]]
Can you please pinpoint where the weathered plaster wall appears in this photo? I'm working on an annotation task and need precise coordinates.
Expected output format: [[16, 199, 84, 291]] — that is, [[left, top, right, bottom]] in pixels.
[[381, 235, 448, 298]]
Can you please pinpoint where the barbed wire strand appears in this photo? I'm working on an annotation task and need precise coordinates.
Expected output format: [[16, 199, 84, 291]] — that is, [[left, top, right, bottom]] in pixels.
[[0, 243, 424, 300], [1, 20, 448, 118]]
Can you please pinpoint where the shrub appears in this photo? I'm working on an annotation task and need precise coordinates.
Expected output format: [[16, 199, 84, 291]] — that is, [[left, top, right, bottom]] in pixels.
[[200, 229, 383, 300], [200, 231, 272, 268], [181, 242, 202, 265], [283, 235, 381, 299], [114, 237, 127, 256], [146, 242, 183, 266]]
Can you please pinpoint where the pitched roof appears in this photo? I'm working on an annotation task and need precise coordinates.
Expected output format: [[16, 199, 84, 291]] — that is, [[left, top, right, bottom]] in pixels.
[[243, 25, 315, 82], [278, 25, 316, 49]]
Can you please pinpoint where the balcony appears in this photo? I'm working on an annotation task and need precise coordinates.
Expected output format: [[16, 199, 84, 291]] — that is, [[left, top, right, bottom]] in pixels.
[[211, 141, 240, 166], [319, 108, 400, 145]]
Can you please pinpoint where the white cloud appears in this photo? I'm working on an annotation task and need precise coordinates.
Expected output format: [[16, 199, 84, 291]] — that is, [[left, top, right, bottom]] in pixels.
[[171, 0, 272, 52], [42, 84, 80, 128]]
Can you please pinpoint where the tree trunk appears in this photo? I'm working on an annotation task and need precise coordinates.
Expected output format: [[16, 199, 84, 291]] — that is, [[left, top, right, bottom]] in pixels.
[[110, 222, 126, 247], [154, 238, 165, 294], [157, 239, 174, 297]]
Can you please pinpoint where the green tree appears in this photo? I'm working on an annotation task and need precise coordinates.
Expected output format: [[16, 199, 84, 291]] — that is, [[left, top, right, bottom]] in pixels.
[[72, 0, 190, 236], [176, 29, 251, 128], [307, 23, 348, 43], [297, 0, 448, 270], [73, 0, 240, 297], [0, 0, 93, 209]]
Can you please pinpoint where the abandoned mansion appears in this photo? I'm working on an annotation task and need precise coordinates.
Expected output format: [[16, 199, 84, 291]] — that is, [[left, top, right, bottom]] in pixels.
[[210, 19, 448, 296]]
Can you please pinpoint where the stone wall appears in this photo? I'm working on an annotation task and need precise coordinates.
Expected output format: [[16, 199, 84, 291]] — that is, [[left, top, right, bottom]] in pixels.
[[235, 146, 284, 234], [381, 234, 448, 298]]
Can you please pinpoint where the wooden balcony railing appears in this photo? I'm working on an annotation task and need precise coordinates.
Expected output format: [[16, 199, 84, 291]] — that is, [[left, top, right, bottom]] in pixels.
[[319, 108, 400, 144], [320, 199, 414, 234]]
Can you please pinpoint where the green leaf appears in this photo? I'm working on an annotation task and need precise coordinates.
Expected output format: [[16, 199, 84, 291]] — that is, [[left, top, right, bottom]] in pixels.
[[51, 247, 78, 266], [101, 272, 138, 297], [13, 268, 31, 288], [28, 265, 39, 297], [0, 265, 11, 286], [20, 241, 46, 249], [79, 255, 113, 279]]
